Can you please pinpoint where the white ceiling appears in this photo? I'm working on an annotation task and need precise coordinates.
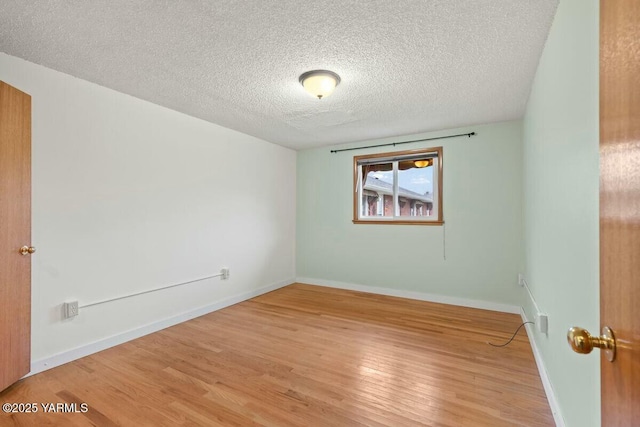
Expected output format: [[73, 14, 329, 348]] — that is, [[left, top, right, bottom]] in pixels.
[[0, 1, 558, 150]]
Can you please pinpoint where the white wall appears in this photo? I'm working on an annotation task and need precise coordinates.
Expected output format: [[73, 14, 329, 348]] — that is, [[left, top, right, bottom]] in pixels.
[[297, 121, 523, 307], [522, 1, 600, 425], [0, 53, 296, 367]]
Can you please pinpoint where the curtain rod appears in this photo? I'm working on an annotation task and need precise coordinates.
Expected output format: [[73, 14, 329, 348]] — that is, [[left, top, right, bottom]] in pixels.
[[330, 131, 476, 153]]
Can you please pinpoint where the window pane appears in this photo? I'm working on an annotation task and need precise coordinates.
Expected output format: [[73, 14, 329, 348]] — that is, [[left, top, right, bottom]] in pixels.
[[361, 164, 393, 217], [354, 147, 442, 224], [397, 160, 434, 217]]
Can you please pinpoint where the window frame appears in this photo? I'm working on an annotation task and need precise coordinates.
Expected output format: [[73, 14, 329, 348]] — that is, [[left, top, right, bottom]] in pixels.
[[352, 146, 444, 225]]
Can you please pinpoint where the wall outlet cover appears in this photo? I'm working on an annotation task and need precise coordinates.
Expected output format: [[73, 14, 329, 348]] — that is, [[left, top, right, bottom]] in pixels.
[[64, 301, 79, 318], [536, 313, 549, 334]]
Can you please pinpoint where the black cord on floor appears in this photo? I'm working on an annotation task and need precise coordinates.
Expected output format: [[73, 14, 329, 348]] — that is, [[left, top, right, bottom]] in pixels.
[[487, 322, 534, 347]]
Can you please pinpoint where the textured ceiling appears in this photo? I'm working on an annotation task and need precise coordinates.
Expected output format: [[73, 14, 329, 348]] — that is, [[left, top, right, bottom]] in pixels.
[[0, 1, 558, 150]]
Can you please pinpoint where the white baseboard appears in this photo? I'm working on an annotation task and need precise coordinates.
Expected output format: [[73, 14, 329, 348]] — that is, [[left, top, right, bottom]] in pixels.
[[28, 278, 294, 377], [520, 307, 565, 427], [296, 277, 522, 314]]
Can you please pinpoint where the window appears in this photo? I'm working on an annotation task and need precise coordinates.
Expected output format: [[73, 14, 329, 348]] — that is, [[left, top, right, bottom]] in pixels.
[[353, 147, 443, 225]]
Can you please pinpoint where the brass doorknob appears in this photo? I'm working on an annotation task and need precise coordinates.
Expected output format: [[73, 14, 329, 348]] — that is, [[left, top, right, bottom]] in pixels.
[[19, 246, 36, 255], [567, 326, 616, 362]]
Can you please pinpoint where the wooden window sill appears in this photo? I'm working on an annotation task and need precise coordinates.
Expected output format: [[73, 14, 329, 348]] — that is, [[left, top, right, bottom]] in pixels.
[[352, 220, 444, 226]]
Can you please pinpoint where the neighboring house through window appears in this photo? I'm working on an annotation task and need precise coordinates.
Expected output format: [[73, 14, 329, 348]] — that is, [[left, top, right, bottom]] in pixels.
[[353, 147, 443, 225]]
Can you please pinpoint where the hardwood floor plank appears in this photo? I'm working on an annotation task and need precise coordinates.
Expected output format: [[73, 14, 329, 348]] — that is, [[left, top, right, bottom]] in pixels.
[[0, 284, 553, 426]]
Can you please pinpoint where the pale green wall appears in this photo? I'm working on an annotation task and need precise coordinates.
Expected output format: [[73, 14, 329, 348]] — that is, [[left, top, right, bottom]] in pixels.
[[297, 121, 523, 305], [522, 0, 600, 425]]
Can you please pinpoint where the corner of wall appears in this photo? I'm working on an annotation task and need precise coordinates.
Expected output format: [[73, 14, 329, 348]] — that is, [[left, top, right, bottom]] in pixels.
[[521, 1, 600, 426]]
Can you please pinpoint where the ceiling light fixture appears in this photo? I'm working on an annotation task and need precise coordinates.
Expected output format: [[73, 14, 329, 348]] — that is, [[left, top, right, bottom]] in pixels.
[[299, 70, 341, 99]]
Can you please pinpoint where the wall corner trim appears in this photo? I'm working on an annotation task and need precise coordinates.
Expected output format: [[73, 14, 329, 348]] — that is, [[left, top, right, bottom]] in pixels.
[[520, 307, 566, 427], [27, 278, 295, 377]]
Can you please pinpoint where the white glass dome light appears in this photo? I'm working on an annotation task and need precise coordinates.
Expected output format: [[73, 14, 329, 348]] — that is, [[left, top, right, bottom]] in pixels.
[[299, 70, 341, 99]]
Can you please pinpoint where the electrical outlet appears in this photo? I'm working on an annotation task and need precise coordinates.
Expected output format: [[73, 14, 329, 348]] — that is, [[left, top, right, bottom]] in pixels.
[[64, 301, 79, 318], [518, 273, 525, 286], [535, 313, 548, 334], [221, 268, 230, 280]]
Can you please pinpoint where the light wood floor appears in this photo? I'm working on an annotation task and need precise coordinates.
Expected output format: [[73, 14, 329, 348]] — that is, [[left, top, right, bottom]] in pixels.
[[0, 284, 553, 426]]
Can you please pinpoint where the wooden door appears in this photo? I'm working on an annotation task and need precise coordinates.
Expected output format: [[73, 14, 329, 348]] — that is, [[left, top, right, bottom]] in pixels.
[[0, 81, 32, 391], [600, 0, 640, 424]]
